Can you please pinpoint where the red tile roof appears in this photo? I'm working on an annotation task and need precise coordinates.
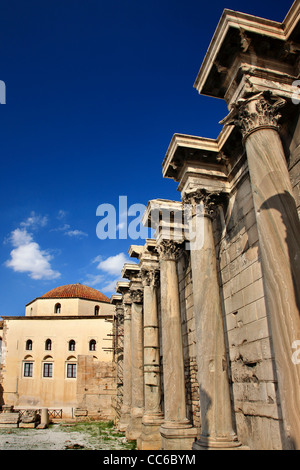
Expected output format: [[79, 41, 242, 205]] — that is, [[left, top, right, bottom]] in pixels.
[[41, 283, 110, 303]]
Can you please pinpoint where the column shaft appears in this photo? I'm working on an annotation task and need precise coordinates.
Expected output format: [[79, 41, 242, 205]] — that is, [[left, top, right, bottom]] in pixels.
[[189, 207, 240, 448], [143, 284, 162, 417], [245, 127, 300, 449], [158, 240, 197, 450], [160, 257, 187, 423], [138, 280, 164, 450], [118, 303, 132, 432], [125, 299, 144, 440]]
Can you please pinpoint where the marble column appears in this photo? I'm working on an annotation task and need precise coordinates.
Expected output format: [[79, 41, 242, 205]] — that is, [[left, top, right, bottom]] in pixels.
[[113, 300, 124, 426], [125, 288, 144, 441], [118, 293, 132, 432], [138, 266, 164, 450], [222, 90, 300, 449], [158, 239, 197, 450], [184, 189, 241, 449]]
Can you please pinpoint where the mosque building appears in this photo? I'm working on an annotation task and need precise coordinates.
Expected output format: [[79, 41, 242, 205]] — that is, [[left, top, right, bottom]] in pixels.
[[0, 283, 116, 420]]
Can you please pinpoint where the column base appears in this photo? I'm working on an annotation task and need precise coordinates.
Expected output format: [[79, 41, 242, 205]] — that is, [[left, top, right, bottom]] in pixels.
[[137, 414, 164, 450], [160, 421, 198, 450], [193, 435, 245, 450], [125, 412, 143, 441], [117, 412, 131, 432]]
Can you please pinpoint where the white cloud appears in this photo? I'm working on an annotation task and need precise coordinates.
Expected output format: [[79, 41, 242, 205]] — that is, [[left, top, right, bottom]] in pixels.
[[20, 211, 48, 229], [10, 228, 33, 247], [65, 229, 88, 238], [84, 252, 133, 293], [96, 252, 129, 276], [84, 273, 105, 287], [5, 227, 60, 281], [91, 255, 102, 264], [51, 222, 88, 239], [51, 223, 71, 232], [57, 210, 67, 220], [101, 278, 121, 293]]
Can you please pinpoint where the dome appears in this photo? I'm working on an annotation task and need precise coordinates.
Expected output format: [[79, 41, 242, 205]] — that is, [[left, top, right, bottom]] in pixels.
[[41, 283, 110, 303]]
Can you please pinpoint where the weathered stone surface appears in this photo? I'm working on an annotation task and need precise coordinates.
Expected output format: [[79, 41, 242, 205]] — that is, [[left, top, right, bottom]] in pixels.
[[113, 2, 300, 452], [0, 411, 19, 428]]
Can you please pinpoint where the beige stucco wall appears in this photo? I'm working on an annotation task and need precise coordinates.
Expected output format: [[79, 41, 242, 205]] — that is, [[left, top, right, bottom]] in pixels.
[[25, 297, 114, 317], [1, 315, 114, 417]]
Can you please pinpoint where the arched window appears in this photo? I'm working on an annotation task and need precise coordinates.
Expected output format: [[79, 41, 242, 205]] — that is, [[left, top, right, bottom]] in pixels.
[[54, 303, 61, 314], [94, 306, 99, 316], [23, 356, 34, 377], [42, 356, 53, 378], [69, 340, 76, 351], [89, 339, 96, 351], [26, 339, 33, 351], [45, 339, 52, 351], [66, 356, 77, 378]]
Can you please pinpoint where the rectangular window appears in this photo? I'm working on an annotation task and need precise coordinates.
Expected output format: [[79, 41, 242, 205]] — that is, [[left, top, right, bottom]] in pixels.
[[43, 363, 53, 378], [67, 363, 76, 378], [24, 362, 33, 377]]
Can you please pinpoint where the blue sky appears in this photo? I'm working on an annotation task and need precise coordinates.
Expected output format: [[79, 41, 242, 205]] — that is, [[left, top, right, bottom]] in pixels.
[[0, 0, 291, 316]]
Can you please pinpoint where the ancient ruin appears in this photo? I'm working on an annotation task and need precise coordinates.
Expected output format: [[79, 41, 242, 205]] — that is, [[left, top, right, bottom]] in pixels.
[[0, 1, 299, 452], [112, 1, 300, 450]]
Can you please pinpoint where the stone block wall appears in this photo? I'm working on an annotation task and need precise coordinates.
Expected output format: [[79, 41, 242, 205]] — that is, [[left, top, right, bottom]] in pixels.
[[76, 355, 117, 421]]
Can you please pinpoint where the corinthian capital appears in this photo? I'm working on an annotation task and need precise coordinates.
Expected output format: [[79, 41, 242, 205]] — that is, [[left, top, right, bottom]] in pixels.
[[220, 91, 286, 141], [182, 189, 226, 219], [157, 239, 183, 261], [130, 288, 143, 304], [141, 267, 160, 288]]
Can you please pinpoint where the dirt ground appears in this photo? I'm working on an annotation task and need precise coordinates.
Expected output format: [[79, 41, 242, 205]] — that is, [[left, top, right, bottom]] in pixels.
[[0, 421, 136, 450]]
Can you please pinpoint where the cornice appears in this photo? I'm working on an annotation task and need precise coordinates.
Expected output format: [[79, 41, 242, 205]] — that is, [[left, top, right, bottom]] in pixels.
[[193, 8, 286, 95]]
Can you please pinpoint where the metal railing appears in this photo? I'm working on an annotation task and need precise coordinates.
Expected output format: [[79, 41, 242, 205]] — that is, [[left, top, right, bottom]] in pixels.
[[17, 408, 63, 420]]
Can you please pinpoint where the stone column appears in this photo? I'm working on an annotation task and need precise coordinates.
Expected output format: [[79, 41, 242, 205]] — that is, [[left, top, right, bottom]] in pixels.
[[112, 298, 124, 427], [40, 408, 49, 429], [125, 288, 144, 441], [138, 266, 164, 450], [158, 239, 197, 450], [118, 293, 132, 432], [222, 90, 300, 449], [184, 189, 241, 449]]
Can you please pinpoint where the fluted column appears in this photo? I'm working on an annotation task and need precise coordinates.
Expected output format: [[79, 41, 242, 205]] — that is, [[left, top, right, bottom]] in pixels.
[[138, 266, 164, 450], [118, 293, 132, 432], [222, 90, 300, 449], [125, 287, 144, 441], [184, 189, 241, 449], [158, 239, 197, 450]]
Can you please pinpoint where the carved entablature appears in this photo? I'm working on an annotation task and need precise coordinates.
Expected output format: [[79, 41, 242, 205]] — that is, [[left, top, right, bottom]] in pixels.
[[140, 267, 160, 288], [182, 188, 226, 219], [193, 6, 299, 106], [220, 91, 286, 142], [157, 239, 184, 261]]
